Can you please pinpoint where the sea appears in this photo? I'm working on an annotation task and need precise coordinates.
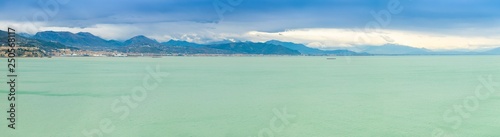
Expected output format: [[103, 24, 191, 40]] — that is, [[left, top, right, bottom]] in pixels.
[[1, 56, 499, 137]]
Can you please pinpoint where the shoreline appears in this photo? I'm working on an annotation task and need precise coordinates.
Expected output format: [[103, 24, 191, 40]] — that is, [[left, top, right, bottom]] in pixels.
[[2, 54, 500, 58]]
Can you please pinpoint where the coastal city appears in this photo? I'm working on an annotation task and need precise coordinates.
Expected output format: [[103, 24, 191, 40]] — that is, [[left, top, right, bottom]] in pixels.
[[0, 46, 290, 58], [0, 46, 130, 57]]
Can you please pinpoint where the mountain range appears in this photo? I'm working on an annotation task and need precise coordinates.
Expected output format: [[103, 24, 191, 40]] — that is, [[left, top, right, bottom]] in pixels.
[[15, 31, 500, 55], [265, 40, 368, 55], [0, 30, 76, 51], [32, 31, 121, 49], [0, 30, 77, 57]]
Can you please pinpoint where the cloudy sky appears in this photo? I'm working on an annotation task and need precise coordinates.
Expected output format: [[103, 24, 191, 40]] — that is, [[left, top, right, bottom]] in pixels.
[[1, 0, 500, 50]]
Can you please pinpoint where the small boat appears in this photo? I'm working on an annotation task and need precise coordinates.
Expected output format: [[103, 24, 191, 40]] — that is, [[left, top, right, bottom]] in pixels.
[[326, 58, 336, 60]]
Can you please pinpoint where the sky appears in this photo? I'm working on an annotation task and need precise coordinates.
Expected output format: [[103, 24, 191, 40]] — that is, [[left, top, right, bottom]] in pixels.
[[1, 0, 500, 50]]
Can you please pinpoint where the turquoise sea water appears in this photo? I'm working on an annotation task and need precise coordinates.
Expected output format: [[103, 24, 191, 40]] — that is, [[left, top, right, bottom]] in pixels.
[[1, 56, 500, 137]]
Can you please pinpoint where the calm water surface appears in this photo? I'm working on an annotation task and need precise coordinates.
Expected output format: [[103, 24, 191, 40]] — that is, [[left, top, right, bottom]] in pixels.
[[1, 56, 499, 137]]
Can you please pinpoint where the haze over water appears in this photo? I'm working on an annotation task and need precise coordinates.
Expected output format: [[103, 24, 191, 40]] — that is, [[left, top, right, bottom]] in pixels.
[[1, 56, 499, 137]]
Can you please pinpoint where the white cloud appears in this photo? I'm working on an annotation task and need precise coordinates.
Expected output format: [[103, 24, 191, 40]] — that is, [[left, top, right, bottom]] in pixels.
[[238, 28, 500, 50], [0, 21, 48, 34]]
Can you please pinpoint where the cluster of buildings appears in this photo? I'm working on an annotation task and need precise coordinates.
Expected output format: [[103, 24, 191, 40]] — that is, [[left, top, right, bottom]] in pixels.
[[51, 49, 130, 57], [0, 47, 132, 57], [0, 47, 45, 57]]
